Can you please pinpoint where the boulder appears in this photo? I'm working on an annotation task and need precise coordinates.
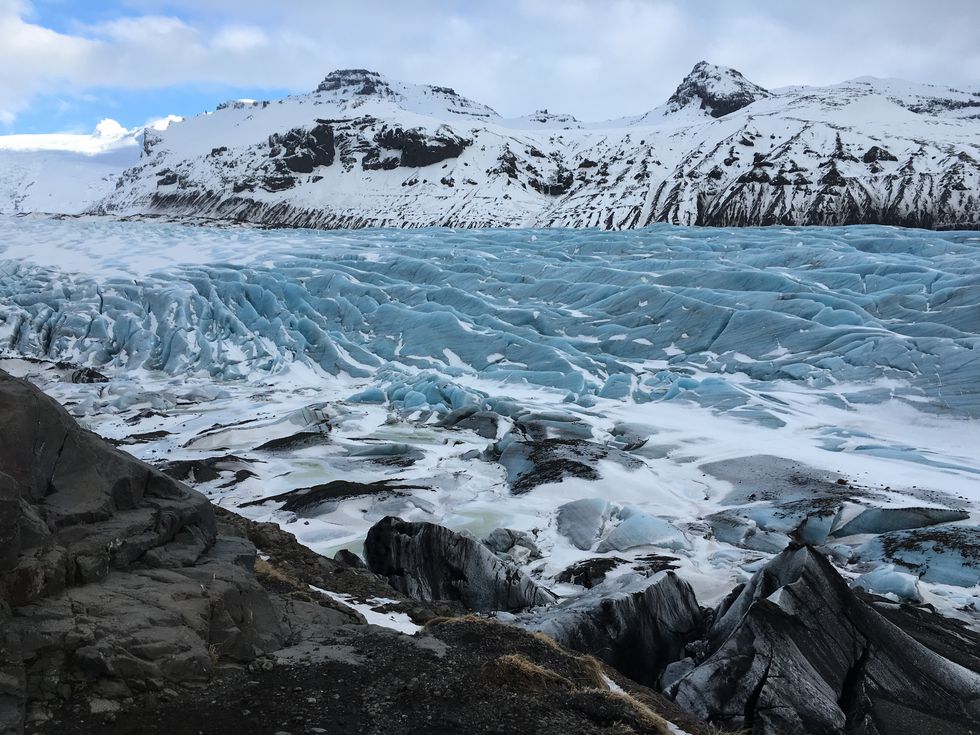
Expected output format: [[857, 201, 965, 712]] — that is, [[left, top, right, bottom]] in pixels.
[[364, 517, 556, 613], [482, 528, 542, 564]]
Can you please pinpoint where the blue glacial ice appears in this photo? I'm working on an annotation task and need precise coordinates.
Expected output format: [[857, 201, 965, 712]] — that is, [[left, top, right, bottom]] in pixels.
[[1, 218, 978, 420]]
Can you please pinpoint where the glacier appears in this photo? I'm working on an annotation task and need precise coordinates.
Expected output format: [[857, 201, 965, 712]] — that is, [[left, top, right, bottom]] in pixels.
[[1, 216, 978, 621]]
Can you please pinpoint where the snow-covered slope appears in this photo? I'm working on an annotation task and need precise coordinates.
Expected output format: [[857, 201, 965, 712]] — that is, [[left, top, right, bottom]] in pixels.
[[8, 63, 980, 228], [0, 117, 179, 215]]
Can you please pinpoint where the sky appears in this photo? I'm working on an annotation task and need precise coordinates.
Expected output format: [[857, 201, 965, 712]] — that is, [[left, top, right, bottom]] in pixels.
[[1, 0, 978, 134]]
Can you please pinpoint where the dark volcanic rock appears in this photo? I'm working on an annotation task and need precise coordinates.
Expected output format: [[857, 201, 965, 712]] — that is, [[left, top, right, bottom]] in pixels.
[[0, 370, 348, 730], [240, 479, 427, 514], [268, 123, 335, 172], [529, 168, 574, 196], [374, 126, 470, 167], [0, 370, 216, 604], [316, 69, 389, 96], [364, 516, 556, 613], [863, 145, 898, 164], [521, 572, 706, 689], [555, 557, 626, 588], [666, 61, 771, 118], [671, 546, 980, 734], [498, 436, 643, 495], [361, 148, 401, 171]]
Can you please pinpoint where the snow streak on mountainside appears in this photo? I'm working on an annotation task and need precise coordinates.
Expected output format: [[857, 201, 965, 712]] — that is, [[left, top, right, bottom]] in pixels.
[[61, 63, 980, 230]]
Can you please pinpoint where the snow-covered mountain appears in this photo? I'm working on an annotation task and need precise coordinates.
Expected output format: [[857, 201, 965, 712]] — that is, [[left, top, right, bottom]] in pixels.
[[8, 63, 980, 228]]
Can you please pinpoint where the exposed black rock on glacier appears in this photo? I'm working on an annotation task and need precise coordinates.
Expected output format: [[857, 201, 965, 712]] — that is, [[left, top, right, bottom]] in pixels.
[[671, 546, 980, 735], [364, 516, 557, 613], [518, 572, 707, 690], [369, 512, 980, 734]]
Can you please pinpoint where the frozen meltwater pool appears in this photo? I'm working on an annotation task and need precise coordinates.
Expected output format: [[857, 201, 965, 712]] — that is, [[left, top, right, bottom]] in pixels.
[[1, 216, 978, 620]]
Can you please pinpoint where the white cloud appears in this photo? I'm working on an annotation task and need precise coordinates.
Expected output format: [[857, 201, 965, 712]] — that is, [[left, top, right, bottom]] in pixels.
[[94, 118, 126, 138], [211, 25, 269, 53], [0, 0, 978, 126]]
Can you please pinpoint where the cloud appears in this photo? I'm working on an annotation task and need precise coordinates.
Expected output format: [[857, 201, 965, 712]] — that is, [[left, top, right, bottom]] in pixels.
[[1, 0, 978, 126], [211, 25, 268, 53]]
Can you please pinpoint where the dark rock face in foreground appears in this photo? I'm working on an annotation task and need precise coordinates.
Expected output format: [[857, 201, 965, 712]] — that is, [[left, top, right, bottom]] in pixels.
[[671, 546, 980, 734], [364, 516, 556, 613], [0, 370, 357, 732]]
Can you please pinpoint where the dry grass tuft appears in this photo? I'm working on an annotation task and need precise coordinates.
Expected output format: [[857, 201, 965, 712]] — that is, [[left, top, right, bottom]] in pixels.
[[429, 614, 686, 735], [254, 556, 292, 583], [583, 688, 673, 735], [574, 653, 611, 689], [253, 556, 314, 599], [206, 643, 221, 668], [702, 724, 749, 735], [423, 613, 493, 628], [494, 653, 574, 689], [529, 629, 562, 650]]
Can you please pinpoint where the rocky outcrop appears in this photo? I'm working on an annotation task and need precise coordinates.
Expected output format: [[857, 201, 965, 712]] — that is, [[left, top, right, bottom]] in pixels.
[[0, 370, 358, 731], [664, 61, 771, 118], [316, 68, 391, 96], [671, 546, 980, 734], [364, 516, 556, 612], [519, 572, 706, 689], [268, 123, 335, 173], [372, 126, 470, 168], [0, 370, 217, 606]]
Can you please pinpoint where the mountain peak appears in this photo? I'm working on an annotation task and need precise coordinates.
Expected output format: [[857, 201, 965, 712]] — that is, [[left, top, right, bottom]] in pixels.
[[665, 61, 770, 118], [316, 69, 392, 96]]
